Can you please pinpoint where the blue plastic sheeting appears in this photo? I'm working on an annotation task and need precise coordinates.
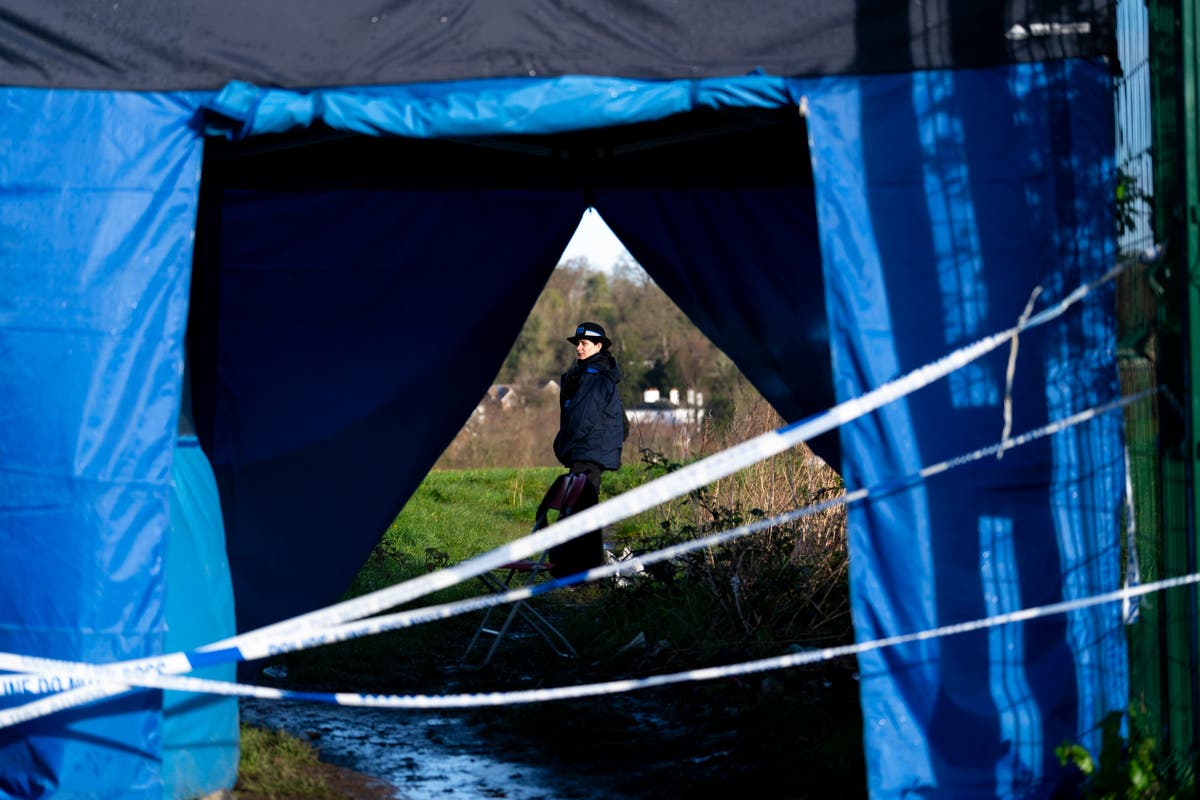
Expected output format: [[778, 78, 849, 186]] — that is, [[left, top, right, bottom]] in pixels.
[[163, 435, 238, 800], [204, 74, 799, 140], [0, 90, 205, 797], [802, 61, 1125, 798]]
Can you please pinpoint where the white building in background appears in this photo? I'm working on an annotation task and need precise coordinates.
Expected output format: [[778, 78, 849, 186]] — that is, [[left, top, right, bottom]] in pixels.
[[626, 387, 704, 426]]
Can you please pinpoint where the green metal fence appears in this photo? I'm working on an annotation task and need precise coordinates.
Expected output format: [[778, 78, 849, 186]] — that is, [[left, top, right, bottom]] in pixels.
[[1115, 0, 1200, 777]]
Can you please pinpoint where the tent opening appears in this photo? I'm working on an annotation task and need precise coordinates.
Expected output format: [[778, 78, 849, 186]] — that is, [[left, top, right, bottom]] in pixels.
[[186, 105, 832, 635]]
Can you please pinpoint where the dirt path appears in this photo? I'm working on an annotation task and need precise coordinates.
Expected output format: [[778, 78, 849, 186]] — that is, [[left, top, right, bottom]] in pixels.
[[239, 694, 697, 799], [233, 585, 866, 799], [236, 660, 865, 799]]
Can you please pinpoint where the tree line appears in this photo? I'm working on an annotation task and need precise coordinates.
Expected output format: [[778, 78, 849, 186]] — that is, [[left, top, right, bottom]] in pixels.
[[435, 255, 765, 470], [496, 255, 745, 421]]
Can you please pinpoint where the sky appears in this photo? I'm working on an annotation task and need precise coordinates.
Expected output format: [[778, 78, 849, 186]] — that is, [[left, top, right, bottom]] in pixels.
[[558, 208, 634, 273]]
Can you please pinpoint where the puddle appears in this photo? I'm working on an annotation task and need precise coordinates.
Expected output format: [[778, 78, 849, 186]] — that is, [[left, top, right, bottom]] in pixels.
[[239, 697, 616, 799]]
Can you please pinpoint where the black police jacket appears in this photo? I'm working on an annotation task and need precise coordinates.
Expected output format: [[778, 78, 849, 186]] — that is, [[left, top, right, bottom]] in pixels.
[[552, 351, 625, 470]]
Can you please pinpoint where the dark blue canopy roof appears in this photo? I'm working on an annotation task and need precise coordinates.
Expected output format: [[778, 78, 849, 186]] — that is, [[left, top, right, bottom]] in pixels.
[[0, 1, 1113, 90]]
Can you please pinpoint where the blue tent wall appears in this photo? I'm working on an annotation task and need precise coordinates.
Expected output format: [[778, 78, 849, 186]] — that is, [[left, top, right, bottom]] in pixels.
[[0, 90, 205, 798], [802, 60, 1124, 797]]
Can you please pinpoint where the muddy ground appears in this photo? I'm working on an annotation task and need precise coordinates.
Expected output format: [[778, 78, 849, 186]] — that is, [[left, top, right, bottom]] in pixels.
[[233, 594, 867, 799]]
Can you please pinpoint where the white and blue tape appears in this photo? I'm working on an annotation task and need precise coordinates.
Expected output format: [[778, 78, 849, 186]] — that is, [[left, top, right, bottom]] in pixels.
[[0, 261, 1140, 727]]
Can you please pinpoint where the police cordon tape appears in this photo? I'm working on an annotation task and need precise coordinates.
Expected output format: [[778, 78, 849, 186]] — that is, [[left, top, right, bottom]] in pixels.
[[0, 261, 1131, 728], [0, 385, 1156, 697], [0, 386, 1157, 725], [3, 570, 1193, 713]]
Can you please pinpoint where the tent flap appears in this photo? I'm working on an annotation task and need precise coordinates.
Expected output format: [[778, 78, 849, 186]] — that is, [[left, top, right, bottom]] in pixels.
[[190, 185, 588, 632]]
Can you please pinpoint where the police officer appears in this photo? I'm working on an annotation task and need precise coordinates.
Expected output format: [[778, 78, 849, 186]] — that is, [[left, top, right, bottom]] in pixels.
[[552, 322, 626, 493]]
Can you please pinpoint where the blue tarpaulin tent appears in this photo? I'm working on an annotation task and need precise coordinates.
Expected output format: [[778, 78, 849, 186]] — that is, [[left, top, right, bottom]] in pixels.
[[0, 3, 1125, 798]]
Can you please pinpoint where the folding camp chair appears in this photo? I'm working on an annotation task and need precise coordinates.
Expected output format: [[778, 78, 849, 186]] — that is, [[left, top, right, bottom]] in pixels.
[[460, 471, 603, 668]]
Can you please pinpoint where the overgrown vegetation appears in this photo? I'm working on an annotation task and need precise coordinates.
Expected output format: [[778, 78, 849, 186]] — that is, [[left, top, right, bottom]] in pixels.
[[1057, 711, 1197, 800], [235, 724, 346, 800], [560, 389, 851, 674]]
